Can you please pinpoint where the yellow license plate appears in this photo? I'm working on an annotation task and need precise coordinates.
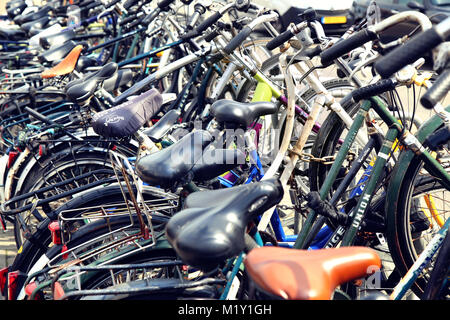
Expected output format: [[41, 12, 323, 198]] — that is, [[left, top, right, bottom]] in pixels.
[[321, 16, 347, 24]]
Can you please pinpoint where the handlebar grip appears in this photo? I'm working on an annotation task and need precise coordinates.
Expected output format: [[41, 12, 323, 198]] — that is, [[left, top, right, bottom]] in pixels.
[[420, 69, 450, 109], [180, 29, 199, 40], [127, 15, 144, 28], [195, 11, 221, 33], [24, 107, 56, 126], [123, 0, 139, 10], [352, 79, 397, 102], [204, 29, 220, 42], [157, 0, 175, 10], [266, 29, 294, 50], [374, 28, 444, 79], [223, 26, 252, 55], [320, 29, 377, 66], [120, 13, 140, 26]]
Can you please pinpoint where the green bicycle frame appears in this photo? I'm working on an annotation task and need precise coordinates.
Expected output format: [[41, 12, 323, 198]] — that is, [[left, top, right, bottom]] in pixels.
[[294, 96, 450, 248], [251, 72, 282, 102]]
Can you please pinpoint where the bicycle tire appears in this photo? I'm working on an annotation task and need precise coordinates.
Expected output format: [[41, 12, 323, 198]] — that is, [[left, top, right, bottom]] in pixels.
[[386, 125, 450, 296], [9, 184, 176, 299], [10, 142, 137, 248], [32, 214, 175, 300]]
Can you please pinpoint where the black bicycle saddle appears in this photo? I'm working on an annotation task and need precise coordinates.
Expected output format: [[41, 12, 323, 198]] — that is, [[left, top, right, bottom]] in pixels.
[[38, 40, 77, 64], [75, 56, 98, 72], [190, 147, 245, 182], [6, 1, 26, 20], [40, 29, 76, 50], [14, 5, 52, 25], [65, 62, 118, 103], [102, 68, 133, 92], [0, 27, 26, 41], [21, 16, 50, 34], [142, 109, 180, 142], [211, 100, 278, 128], [135, 130, 211, 187], [165, 178, 284, 270], [136, 130, 244, 188]]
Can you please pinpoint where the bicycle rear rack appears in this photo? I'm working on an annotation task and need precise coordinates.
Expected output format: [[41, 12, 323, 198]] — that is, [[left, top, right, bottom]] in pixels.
[[44, 152, 177, 273], [0, 169, 121, 216]]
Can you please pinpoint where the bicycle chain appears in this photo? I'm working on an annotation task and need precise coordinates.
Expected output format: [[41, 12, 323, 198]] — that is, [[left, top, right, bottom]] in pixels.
[[287, 150, 334, 165]]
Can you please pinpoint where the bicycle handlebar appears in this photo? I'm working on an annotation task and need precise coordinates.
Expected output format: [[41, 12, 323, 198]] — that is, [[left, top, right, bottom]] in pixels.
[[351, 78, 397, 102], [223, 26, 253, 54], [421, 69, 450, 109], [320, 29, 378, 66], [265, 9, 318, 50], [320, 11, 434, 67], [375, 17, 450, 78], [194, 1, 236, 33], [266, 28, 294, 51], [223, 12, 278, 55], [123, 0, 139, 10], [195, 11, 221, 33], [371, 10, 432, 34]]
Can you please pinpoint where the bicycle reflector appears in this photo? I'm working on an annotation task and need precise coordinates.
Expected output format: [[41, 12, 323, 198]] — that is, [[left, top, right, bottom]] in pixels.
[[53, 281, 65, 300], [48, 221, 62, 245], [0, 267, 8, 296], [0, 215, 6, 231], [7, 151, 18, 168], [25, 282, 37, 298], [7, 270, 19, 300]]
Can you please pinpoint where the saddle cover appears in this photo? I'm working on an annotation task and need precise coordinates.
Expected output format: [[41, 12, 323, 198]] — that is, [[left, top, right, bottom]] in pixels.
[[91, 88, 163, 138]]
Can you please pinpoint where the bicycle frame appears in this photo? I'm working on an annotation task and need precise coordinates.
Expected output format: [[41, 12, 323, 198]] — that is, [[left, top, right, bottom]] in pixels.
[[212, 46, 366, 247], [295, 97, 450, 249]]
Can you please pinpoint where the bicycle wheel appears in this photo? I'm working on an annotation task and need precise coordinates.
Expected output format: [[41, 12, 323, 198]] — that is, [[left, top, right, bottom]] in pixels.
[[11, 140, 137, 248], [26, 214, 176, 300], [9, 184, 177, 300], [301, 80, 358, 191], [386, 125, 450, 296]]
